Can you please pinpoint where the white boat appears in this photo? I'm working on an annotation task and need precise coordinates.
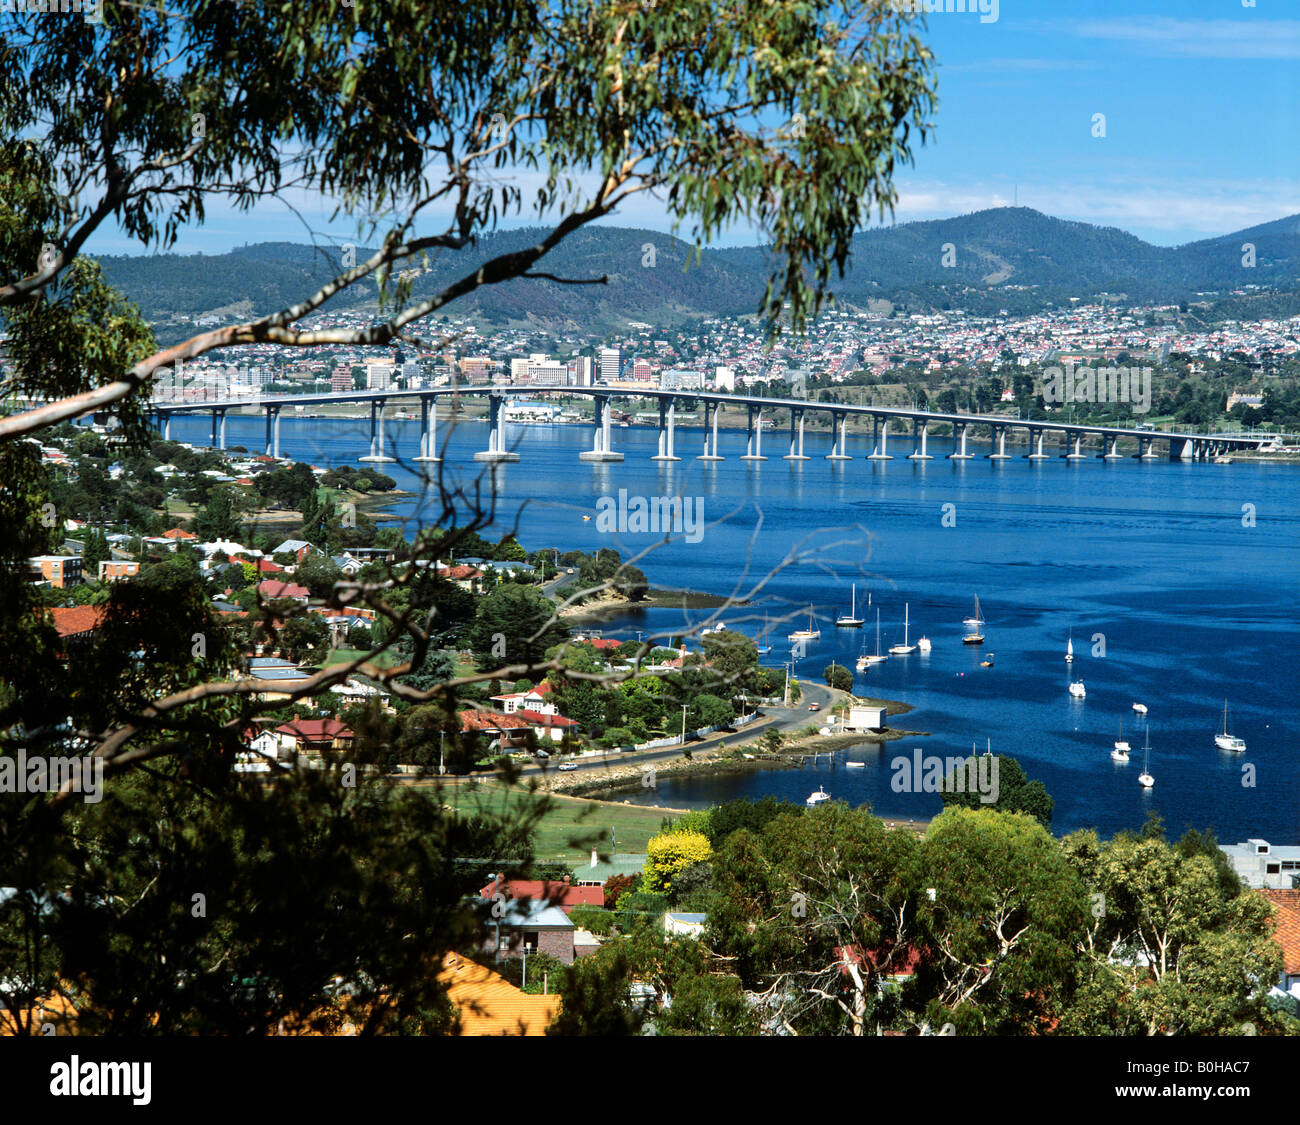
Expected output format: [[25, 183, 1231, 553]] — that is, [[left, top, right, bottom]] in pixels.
[[756, 613, 773, 655], [1132, 702, 1147, 715], [1068, 680, 1086, 699], [917, 635, 932, 652], [864, 608, 888, 665], [788, 607, 820, 643], [1111, 723, 1131, 762], [1138, 721, 1154, 787], [836, 584, 864, 628], [806, 786, 831, 806], [962, 594, 984, 645], [1214, 700, 1246, 753], [1065, 632, 1074, 663], [888, 603, 917, 655], [845, 761, 865, 768]]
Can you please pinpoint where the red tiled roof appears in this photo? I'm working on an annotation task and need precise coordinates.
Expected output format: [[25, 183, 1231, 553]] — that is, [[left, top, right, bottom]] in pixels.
[[516, 709, 577, 728], [437, 565, 483, 581], [587, 638, 623, 651], [1259, 889, 1300, 975], [258, 579, 310, 600], [48, 605, 107, 638], [163, 528, 197, 540], [458, 709, 531, 733], [256, 558, 284, 573], [274, 718, 353, 743], [480, 879, 605, 912]]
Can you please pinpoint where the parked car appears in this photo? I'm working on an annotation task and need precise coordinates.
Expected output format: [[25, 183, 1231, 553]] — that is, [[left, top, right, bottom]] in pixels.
[[808, 702, 820, 711], [535, 749, 550, 759], [558, 762, 578, 772]]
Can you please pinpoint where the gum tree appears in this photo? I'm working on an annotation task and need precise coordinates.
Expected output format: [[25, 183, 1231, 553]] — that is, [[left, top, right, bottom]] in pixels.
[[0, 0, 936, 1032]]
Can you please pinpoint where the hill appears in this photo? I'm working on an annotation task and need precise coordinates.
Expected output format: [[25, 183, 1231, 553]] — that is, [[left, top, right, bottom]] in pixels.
[[97, 207, 1300, 332]]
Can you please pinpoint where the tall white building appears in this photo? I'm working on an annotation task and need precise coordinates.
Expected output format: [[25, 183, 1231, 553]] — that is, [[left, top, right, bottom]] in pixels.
[[714, 366, 736, 392], [598, 346, 624, 383], [568, 356, 594, 386], [365, 361, 393, 390]]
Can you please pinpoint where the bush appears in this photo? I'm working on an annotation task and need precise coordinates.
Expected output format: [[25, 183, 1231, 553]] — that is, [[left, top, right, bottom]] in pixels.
[[569, 905, 614, 936]]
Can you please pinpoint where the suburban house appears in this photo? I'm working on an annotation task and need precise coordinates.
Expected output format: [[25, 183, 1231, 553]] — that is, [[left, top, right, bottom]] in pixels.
[[458, 708, 532, 750], [28, 555, 82, 588], [1259, 889, 1300, 1001], [274, 718, 354, 755], [241, 725, 282, 761], [1220, 839, 1300, 889], [47, 605, 106, 646], [272, 539, 316, 564], [436, 564, 485, 593], [491, 684, 556, 714], [258, 579, 310, 603], [238, 657, 315, 702], [480, 876, 605, 914], [663, 913, 708, 939], [478, 898, 576, 965], [162, 527, 197, 543], [439, 953, 561, 1035], [98, 559, 141, 582]]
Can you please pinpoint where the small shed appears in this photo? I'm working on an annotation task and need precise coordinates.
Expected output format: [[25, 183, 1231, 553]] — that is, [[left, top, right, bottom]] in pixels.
[[846, 705, 887, 732]]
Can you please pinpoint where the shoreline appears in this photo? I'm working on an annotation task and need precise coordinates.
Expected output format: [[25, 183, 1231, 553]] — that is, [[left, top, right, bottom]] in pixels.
[[557, 586, 742, 622]]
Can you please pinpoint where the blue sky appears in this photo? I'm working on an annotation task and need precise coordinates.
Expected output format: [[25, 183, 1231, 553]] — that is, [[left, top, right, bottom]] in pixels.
[[91, 0, 1297, 257]]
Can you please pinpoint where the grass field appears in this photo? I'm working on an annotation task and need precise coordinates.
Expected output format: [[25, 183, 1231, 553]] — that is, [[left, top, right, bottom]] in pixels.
[[323, 647, 403, 668], [452, 781, 677, 863]]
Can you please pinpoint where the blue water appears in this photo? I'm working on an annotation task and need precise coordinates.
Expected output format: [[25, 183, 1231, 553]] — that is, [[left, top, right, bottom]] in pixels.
[[171, 412, 1300, 841]]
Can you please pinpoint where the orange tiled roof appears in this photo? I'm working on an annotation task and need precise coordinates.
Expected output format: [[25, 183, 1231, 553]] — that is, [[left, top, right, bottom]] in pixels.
[[1259, 889, 1300, 975], [439, 953, 561, 1035], [47, 605, 106, 638]]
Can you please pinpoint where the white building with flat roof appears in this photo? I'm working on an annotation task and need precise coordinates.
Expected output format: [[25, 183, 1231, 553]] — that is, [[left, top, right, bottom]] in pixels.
[[1220, 839, 1300, 889]]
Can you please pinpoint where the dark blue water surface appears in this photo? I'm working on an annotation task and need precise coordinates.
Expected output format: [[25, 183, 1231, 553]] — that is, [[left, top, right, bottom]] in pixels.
[[172, 412, 1300, 841]]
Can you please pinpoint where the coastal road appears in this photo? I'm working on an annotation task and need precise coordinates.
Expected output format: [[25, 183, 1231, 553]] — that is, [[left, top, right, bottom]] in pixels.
[[506, 679, 840, 782]]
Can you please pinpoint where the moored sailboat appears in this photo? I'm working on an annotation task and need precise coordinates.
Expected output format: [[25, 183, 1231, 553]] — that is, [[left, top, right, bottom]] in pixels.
[[836, 584, 864, 628], [1214, 700, 1246, 753], [962, 595, 984, 645], [888, 603, 917, 655], [1138, 721, 1154, 787]]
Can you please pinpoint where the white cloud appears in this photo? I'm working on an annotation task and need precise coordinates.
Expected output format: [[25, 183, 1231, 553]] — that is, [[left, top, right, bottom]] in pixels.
[[1064, 17, 1300, 60]]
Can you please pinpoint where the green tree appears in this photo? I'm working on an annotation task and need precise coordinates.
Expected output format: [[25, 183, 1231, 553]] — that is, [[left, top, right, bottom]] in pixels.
[[940, 753, 1054, 828], [466, 585, 570, 670], [823, 663, 852, 691]]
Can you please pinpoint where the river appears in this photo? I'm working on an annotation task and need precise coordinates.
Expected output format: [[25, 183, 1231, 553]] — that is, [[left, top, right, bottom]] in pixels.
[[169, 411, 1300, 841]]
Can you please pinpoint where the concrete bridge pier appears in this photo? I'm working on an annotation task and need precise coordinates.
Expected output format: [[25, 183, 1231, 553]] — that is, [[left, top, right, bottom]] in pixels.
[[1170, 436, 1195, 462], [1135, 437, 1159, 460], [949, 422, 974, 460], [1065, 433, 1086, 461], [579, 395, 623, 462], [784, 409, 809, 460], [988, 427, 1012, 460], [414, 397, 440, 462], [868, 416, 892, 460], [697, 401, 723, 461], [826, 412, 851, 460], [1101, 435, 1122, 460], [210, 408, 227, 451], [264, 404, 282, 459], [651, 398, 681, 461], [1027, 429, 1049, 460], [740, 405, 767, 461], [164, 414, 172, 442], [908, 419, 933, 460], [474, 393, 520, 463], [360, 398, 396, 463]]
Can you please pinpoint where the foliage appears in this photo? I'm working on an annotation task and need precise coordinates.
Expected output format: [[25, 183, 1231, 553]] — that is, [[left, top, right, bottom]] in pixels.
[[641, 831, 712, 895], [823, 663, 852, 691]]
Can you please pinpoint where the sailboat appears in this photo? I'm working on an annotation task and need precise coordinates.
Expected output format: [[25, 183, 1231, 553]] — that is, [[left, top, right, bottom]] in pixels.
[[836, 584, 864, 627], [962, 595, 984, 645], [1138, 721, 1154, 787], [1068, 679, 1086, 699], [1214, 700, 1246, 753], [788, 607, 820, 643], [859, 608, 888, 669], [1111, 722, 1131, 763], [756, 613, 772, 656], [888, 603, 917, 655], [1065, 632, 1074, 663]]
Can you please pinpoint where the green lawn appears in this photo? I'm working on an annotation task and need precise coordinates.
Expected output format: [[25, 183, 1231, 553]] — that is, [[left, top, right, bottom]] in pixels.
[[452, 782, 671, 864], [323, 647, 402, 668]]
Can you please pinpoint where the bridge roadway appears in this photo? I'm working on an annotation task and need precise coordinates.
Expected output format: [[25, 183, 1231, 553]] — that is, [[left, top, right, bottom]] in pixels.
[[149, 386, 1272, 464]]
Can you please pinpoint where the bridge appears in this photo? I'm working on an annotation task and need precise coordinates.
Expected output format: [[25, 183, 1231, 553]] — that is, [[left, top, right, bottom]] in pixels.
[[149, 386, 1277, 464]]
